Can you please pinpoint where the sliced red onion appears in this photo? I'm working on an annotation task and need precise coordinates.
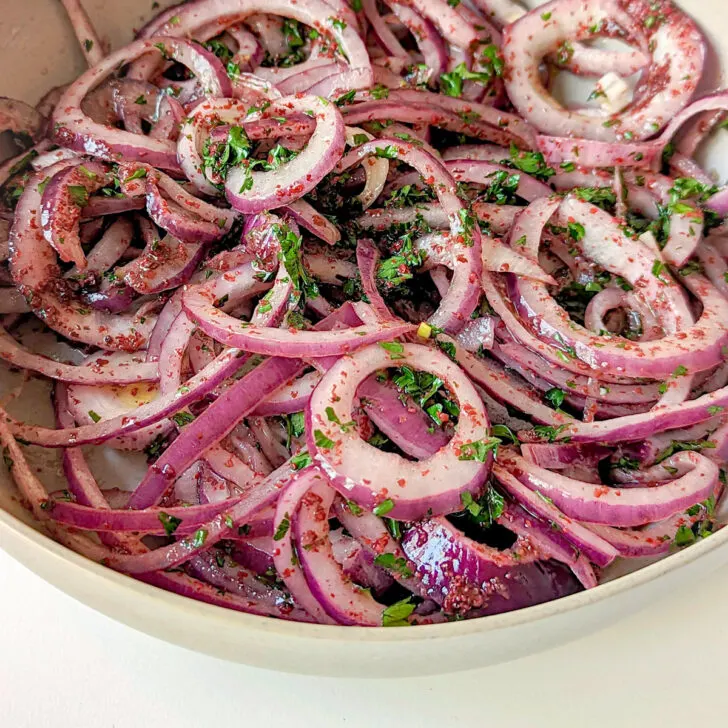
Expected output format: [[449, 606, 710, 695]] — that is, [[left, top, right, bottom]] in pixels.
[[40, 161, 108, 267], [144, 169, 235, 244], [446, 159, 552, 202], [0, 97, 47, 140], [389, 2, 447, 80], [536, 136, 661, 170], [504, 0, 705, 141], [186, 550, 313, 622], [358, 376, 451, 461], [226, 96, 345, 214], [10, 164, 156, 350], [499, 451, 718, 528], [337, 139, 482, 333], [401, 517, 581, 616], [492, 462, 619, 566], [293, 478, 388, 626], [183, 282, 413, 357], [356, 239, 397, 323], [498, 503, 597, 589], [51, 38, 239, 170], [145, 0, 372, 89], [272, 467, 338, 624], [67, 217, 133, 280], [281, 199, 340, 245], [120, 234, 206, 295], [307, 342, 491, 520], [59, 0, 104, 65], [344, 126, 389, 210], [363, 0, 409, 59]]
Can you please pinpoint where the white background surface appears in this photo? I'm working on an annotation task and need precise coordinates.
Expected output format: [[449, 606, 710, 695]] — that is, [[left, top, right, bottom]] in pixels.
[[1, 547, 725, 727]]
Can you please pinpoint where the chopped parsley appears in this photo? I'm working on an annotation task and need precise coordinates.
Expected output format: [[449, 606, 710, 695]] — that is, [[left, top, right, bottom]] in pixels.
[[124, 168, 147, 183], [274, 222, 319, 304], [459, 486, 505, 528], [373, 553, 413, 578], [532, 424, 570, 442], [439, 48, 503, 97], [291, 451, 312, 470], [190, 529, 208, 549], [159, 512, 182, 537], [314, 430, 335, 449], [654, 439, 716, 464], [374, 145, 399, 159], [503, 144, 555, 182], [544, 387, 566, 408], [573, 187, 617, 211], [67, 185, 89, 208], [382, 597, 414, 627], [273, 514, 290, 541], [458, 438, 500, 462], [385, 184, 435, 209], [373, 499, 395, 517], [171, 411, 195, 427], [201, 125, 252, 184], [481, 170, 521, 205], [379, 341, 405, 359]]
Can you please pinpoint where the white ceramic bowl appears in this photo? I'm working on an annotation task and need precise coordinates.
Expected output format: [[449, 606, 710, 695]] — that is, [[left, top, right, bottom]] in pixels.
[[1, 0, 728, 678]]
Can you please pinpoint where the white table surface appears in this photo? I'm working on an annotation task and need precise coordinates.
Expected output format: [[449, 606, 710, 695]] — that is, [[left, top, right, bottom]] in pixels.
[[0, 548, 725, 727]]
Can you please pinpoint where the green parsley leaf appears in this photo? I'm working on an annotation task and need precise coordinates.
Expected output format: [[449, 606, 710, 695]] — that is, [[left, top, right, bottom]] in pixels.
[[171, 411, 195, 427], [273, 514, 290, 541], [374, 145, 398, 159], [436, 339, 458, 362], [573, 187, 617, 210], [373, 553, 413, 578], [504, 144, 555, 182], [533, 424, 570, 442], [458, 486, 505, 527], [274, 222, 319, 304], [379, 341, 405, 359], [382, 597, 414, 627], [567, 222, 585, 241], [544, 387, 566, 408], [190, 528, 208, 548], [158, 512, 182, 537], [674, 525, 696, 547], [314, 430, 335, 449], [346, 500, 364, 516], [291, 451, 312, 470], [67, 185, 89, 208], [124, 168, 147, 183], [458, 438, 500, 462], [373, 499, 395, 516], [491, 424, 518, 444], [370, 83, 390, 99], [652, 259, 669, 282], [335, 89, 356, 106]]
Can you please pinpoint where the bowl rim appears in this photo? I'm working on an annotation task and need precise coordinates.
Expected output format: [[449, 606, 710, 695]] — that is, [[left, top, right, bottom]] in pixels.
[[1, 497, 725, 643]]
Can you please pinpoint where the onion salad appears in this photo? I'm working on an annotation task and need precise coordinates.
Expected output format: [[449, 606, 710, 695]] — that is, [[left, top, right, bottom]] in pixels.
[[0, 0, 726, 627]]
